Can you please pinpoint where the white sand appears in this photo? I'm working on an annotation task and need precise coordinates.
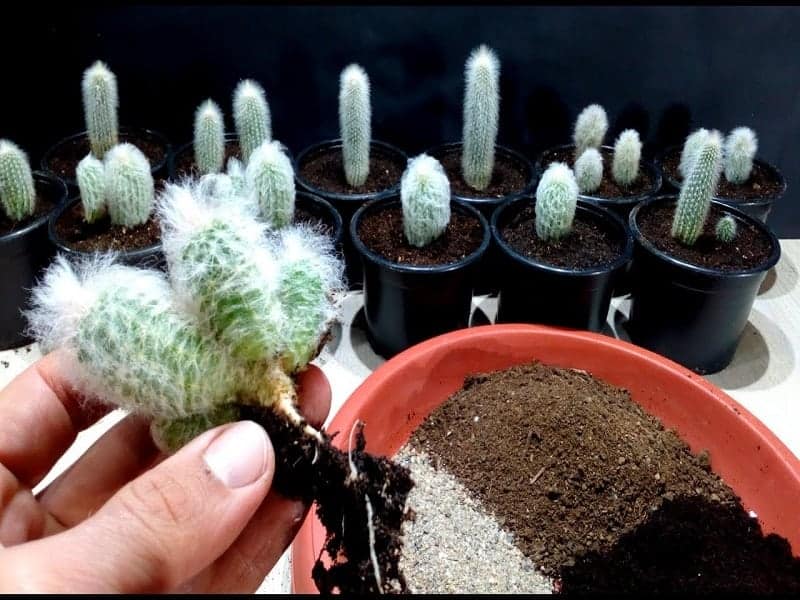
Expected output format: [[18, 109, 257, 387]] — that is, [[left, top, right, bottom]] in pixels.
[[397, 446, 553, 594]]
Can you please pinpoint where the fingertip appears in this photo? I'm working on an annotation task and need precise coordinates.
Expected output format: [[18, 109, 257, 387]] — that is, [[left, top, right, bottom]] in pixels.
[[295, 365, 331, 429]]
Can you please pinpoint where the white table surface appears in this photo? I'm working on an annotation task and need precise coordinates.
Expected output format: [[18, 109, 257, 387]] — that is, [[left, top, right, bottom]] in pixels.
[[1, 239, 798, 593]]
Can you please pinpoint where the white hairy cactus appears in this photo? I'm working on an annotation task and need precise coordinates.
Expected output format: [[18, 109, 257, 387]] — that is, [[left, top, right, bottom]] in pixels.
[[573, 104, 608, 159], [574, 148, 603, 194], [679, 128, 711, 179], [194, 99, 225, 175], [535, 162, 579, 242], [339, 64, 371, 187], [246, 140, 296, 228], [233, 79, 272, 162], [672, 131, 723, 246], [461, 45, 500, 191], [76, 154, 107, 223], [103, 143, 154, 227], [0, 140, 36, 222], [82, 61, 119, 159], [401, 154, 451, 247], [724, 127, 758, 184], [612, 129, 642, 186]]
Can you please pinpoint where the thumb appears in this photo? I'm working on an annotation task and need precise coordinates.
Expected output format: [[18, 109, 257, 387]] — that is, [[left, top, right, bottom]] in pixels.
[[5, 420, 275, 593]]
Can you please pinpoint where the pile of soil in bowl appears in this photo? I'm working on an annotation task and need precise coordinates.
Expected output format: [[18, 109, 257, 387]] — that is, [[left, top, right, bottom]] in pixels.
[[172, 140, 242, 179], [637, 203, 772, 271], [398, 361, 800, 593], [659, 147, 784, 200], [357, 204, 484, 266], [299, 147, 404, 195], [437, 147, 529, 198], [500, 203, 623, 269], [539, 146, 656, 198], [0, 192, 59, 237], [53, 202, 161, 253]]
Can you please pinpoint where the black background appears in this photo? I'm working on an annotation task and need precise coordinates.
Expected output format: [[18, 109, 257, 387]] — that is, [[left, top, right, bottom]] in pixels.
[[3, 5, 799, 235]]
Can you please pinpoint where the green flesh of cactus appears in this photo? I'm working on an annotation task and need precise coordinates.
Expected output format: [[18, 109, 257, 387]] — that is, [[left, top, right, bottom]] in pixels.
[[715, 215, 737, 243]]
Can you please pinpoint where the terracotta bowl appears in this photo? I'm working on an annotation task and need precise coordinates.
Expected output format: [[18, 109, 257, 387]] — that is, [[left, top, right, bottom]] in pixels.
[[291, 324, 800, 592]]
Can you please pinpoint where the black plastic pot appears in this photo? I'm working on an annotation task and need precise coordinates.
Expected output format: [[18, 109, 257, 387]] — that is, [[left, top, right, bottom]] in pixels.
[[427, 142, 537, 297], [626, 195, 781, 374], [351, 196, 490, 358], [295, 139, 407, 290], [295, 191, 344, 252], [170, 133, 242, 181], [653, 145, 786, 224], [0, 172, 68, 349], [41, 127, 172, 191], [491, 196, 633, 331], [49, 196, 165, 270]]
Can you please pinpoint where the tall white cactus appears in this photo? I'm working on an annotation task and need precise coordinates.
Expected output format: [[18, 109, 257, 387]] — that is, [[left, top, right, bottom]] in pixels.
[[612, 129, 642, 186], [679, 128, 710, 179], [233, 79, 272, 162], [724, 127, 758, 184], [461, 45, 500, 191], [82, 61, 119, 159], [339, 64, 371, 187], [0, 140, 36, 222], [672, 132, 723, 246], [194, 99, 225, 175]]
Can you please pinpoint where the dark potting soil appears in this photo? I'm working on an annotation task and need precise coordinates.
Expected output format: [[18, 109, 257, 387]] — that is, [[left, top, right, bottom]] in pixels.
[[438, 147, 529, 198], [408, 361, 800, 592], [172, 140, 243, 179], [357, 204, 484, 267], [299, 147, 404, 195], [501, 203, 623, 269], [236, 404, 414, 594], [0, 191, 59, 237], [46, 131, 167, 181], [661, 147, 784, 200], [540, 146, 655, 198], [638, 203, 772, 271], [54, 201, 161, 253]]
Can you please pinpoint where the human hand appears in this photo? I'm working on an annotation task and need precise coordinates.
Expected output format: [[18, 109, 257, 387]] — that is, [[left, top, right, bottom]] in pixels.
[[0, 350, 331, 592]]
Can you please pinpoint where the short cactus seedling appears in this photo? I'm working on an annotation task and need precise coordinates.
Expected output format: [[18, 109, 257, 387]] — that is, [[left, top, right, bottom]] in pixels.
[[194, 99, 225, 175], [82, 61, 119, 159], [724, 127, 758, 185], [339, 64, 372, 187], [26, 181, 412, 594], [573, 104, 608, 159], [535, 162, 579, 242], [672, 131, 723, 246], [461, 44, 500, 191], [0, 140, 36, 222], [103, 143, 155, 227], [76, 154, 107, 223], [233, 79, 271, 163], [246, 140, 296, 228], [612, 129, 642, 187], [401, 154, 451, 247], [574, 148, 603, 194], [716, 214, 737, 243], [678, 128, 711, 179]]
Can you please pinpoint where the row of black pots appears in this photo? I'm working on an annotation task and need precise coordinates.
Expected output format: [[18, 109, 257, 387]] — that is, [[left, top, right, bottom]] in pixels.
[[350, 191, 779, 377]]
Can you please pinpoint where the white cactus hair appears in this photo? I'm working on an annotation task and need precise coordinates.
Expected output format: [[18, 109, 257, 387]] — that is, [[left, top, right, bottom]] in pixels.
[[612, 129, 642, 186], [574, 148, 603, 194], [724, 126, 758, 184], [339, 63, 372, 187], [573, 104, 608, 158]]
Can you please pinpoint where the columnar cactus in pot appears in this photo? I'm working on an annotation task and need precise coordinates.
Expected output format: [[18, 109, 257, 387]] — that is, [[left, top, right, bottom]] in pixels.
[[0, 140, 37, 222], [672, 131, 723, 246], [194, 99, 226, 175], [573, 104, 609, 159], [535, 162, 579, 242], [27, 180, 412, 593], [233, 79, 272, 163], [461, 45, 500, 192], [401, 154, 451, 247], [82, 60, 119, 159], [339, 64, 372, 188]]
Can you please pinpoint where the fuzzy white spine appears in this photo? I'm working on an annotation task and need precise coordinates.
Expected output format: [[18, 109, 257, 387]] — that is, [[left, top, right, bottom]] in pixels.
[[672, 132, 723, 246], [612, 129, 642, 186], [679, 128, 710, 179], [246, 140, 296, 228], [76, 154, 107, 223], [103, 143, 154, 227], [716, 215, 737, 243]]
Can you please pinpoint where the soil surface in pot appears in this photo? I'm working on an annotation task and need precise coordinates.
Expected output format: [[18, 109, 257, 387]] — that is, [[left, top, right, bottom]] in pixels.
[[660, 147, 783, 200], [438, 147, 529, 198], [358, 204, 483, 267], [541, 146, 655, 198], [638, 203, 772, 271], [172, 140, 242, 179], [54, 202, 160, 253], [399, 361, 800, 593], [299, 146, 404, 195], [501, 203, 623, 269], [0, 190, 59, 237], [46, 131, 167, 181]]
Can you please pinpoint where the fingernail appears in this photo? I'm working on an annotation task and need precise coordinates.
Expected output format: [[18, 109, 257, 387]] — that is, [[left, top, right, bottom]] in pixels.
[[203, 421, 272, 488]]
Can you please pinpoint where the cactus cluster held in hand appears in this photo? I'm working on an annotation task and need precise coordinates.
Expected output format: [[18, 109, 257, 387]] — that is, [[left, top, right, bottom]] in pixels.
[[535, 162, 579, 242], [339, 64, 372, 187], [0, 140, 36, 222], [672, 131, 723, 246], [461, 45, 500, 191], [401, 154, 451, 247], [82, 61, 119, 159]]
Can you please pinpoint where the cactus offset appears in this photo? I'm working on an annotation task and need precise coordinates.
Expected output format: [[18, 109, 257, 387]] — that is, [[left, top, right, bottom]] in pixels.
[[461, 45, 500, 191], [535, 162, 579, 242], [724, 127, 758, 184], [672, 132, 723, 246], [339, 64, 371, 187], [194, 99, 225, 175], [574, 148, 603, 194], [233, 79, 271, 162], [246, 140, 296, 228], [573, 104, 608, 159], [82, 61, 119, 159], [76, 154, 106, 223], [679, 128, 711, 179], [103, 143, 154, 227], [612, 129, 642, 186], [715, 215, 737, 243], [401, 154, 451, 247], [0, 140, 36, 222]]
